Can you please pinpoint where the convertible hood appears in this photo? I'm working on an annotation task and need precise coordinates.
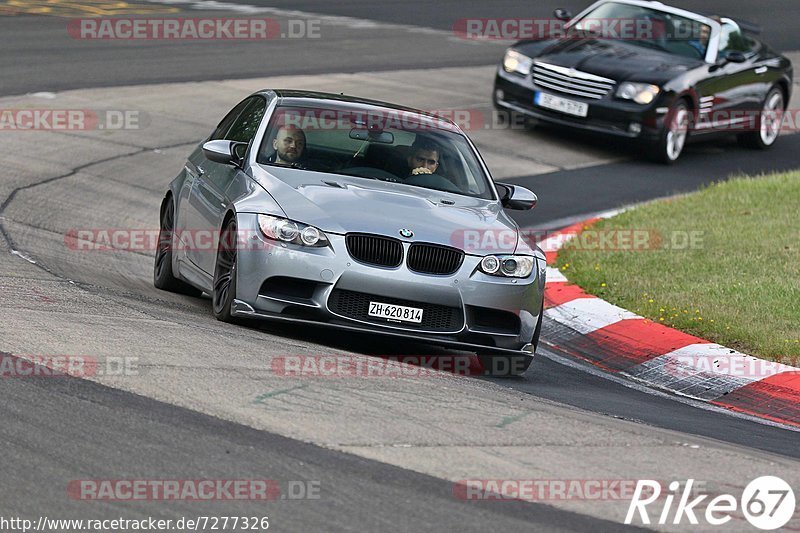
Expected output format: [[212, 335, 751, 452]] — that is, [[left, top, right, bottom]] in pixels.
[[250, 166, 520, 255], [517, 38, 702, 82]]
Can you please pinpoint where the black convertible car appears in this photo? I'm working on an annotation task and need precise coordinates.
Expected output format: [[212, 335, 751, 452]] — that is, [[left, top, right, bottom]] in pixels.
[[493, 0, 793, 163]]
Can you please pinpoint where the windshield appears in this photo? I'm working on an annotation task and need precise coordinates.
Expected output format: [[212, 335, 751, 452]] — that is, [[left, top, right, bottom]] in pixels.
[[257, 104, 495, 200], [574, 2, 711, 60]]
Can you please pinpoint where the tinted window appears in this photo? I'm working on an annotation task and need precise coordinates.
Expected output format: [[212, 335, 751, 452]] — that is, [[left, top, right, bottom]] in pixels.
[[225, 97, 267, 143], [210, 98, 250, 140]]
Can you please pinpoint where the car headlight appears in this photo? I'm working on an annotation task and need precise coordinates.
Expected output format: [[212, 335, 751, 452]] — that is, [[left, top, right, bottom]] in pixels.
[[257, 214, 329, 247], [503, 49, 533, 76], [479, 255, 535, 278], [615, 82, 660, 105]]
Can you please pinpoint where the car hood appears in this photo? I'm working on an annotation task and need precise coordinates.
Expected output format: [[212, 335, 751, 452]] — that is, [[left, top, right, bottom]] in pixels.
[[251, 166, 520, 255], [516, 38, 702, 82]]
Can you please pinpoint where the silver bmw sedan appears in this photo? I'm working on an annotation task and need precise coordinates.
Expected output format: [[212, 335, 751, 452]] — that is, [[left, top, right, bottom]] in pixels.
[[154, 90, 545, 376]]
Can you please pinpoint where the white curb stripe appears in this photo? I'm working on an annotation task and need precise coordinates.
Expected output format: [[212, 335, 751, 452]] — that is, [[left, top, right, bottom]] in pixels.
[[544, 297, 640, 335], [626, 343, 798, 398], [545, 267, 568, 283]]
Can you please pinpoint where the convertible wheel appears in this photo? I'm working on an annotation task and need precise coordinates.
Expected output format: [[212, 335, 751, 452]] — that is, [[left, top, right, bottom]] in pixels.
[[153, 196, 202, 297], [738, 86, 784, 150], [212, 217, 239, 322], [649, 100, 690, 164], [478, 303, 542, 377]]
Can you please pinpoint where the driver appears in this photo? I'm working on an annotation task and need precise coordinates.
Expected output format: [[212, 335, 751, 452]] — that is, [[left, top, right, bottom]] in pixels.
[[407, 137, 441, 176], [269, 125, 306, 166]]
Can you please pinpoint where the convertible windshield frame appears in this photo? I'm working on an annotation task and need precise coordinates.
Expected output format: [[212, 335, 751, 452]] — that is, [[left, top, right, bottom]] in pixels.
[[566, 0, 722, 63]]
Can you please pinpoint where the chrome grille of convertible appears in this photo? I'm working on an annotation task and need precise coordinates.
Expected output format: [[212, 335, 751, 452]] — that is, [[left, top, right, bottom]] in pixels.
[[407, 243, 464, 275], [345, 233, 403, 267], [532, 61, 615, 100]]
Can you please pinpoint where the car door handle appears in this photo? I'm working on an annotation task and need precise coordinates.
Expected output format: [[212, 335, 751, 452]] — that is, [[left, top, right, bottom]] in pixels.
[[754, 66, 768, 75]]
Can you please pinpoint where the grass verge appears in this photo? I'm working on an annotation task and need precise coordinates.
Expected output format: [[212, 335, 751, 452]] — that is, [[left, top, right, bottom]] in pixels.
[[555, 170, 800, 363]]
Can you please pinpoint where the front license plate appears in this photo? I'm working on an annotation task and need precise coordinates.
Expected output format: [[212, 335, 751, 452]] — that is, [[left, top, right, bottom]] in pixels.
[[368, 301, 423, 323], [534, 91, 589, 117]]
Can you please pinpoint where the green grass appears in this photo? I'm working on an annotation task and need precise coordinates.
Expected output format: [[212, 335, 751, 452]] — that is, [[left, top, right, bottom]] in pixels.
[[555, 170, 800, 363]]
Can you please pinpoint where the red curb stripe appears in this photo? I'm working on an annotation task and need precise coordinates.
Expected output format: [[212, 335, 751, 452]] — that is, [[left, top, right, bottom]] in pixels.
[[559, 319, 705, 372], [586, 318, 708, 370], [540, 218, 602, 266], [543, 282, 594, 309], [711, 372, 800, 427]]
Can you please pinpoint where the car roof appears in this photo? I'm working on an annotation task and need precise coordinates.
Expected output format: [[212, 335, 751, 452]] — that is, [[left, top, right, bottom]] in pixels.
[[257, 89, 459, 128]]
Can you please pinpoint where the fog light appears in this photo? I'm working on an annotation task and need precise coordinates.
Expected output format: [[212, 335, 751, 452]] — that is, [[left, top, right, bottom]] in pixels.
[[495, 89, 505, 101], [629, 122, 642, 135]]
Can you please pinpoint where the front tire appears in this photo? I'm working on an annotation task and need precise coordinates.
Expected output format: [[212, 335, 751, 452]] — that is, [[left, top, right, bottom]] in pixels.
[[153, 196, 202, 297], [649, 100, 690, 164], [738, 86, 784, 150], [212, 217, 239, 323]]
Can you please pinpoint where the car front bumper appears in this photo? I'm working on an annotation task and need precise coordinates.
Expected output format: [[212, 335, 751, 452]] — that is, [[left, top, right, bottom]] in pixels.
[[232, 213, 545, 355], [494, 67, 666, 141]]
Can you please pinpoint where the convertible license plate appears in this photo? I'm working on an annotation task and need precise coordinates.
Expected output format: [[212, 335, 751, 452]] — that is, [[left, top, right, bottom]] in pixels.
[[368, 301, 423, 323], [534, 91, 588, 117]]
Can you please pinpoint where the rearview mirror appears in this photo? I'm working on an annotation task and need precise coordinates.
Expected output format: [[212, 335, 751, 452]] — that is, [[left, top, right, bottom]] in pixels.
[[202, 140, 247, 166], [349, 128, 395, 144], [553, 8, 572, 21], [496, 183, 537, 210]]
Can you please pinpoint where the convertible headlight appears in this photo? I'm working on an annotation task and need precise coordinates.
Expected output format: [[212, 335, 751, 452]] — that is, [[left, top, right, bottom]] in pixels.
[[257, 215, 329, 247], [616, 82, 660, 104], [503, 49, 533, 75], [479, 255, 535, 278]]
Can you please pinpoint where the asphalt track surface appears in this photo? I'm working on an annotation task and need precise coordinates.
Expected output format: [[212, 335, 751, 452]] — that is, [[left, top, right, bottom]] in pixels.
[[2, 1, 800, 531], [1, 0, 798, 96]]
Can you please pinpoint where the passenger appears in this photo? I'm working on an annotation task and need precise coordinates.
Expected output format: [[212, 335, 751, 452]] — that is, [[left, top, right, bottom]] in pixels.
[[407, 137, 441, 176]]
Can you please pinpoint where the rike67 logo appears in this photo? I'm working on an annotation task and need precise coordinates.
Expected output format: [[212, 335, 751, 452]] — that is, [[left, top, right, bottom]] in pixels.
[[626, 477, 796, 530]]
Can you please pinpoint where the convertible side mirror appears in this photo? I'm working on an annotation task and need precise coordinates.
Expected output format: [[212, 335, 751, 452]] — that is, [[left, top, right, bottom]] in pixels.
[[725, 51, 748, 63], [497, 183, 537, 210], [553, 8, 572, 21], [202, 140, 248, 166]]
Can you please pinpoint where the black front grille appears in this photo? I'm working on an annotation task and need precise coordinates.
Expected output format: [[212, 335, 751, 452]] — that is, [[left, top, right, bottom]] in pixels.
[[328, 289, 463, 332], [407, 243, 464, 275], [345, 234, 403, 267]]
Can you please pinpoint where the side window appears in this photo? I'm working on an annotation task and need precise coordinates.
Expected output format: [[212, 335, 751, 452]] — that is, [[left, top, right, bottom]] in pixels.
[[226, 97, 267, 144], [719, 23, 752, 54], [210, 99, 250, 140]]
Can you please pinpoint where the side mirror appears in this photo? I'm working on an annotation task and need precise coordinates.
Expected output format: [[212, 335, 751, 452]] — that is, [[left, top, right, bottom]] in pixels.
[[202, 140, 247, 166], [496, 183, 537, 210], [725, 51, 748, 63], [553, 8, 572, 21]]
